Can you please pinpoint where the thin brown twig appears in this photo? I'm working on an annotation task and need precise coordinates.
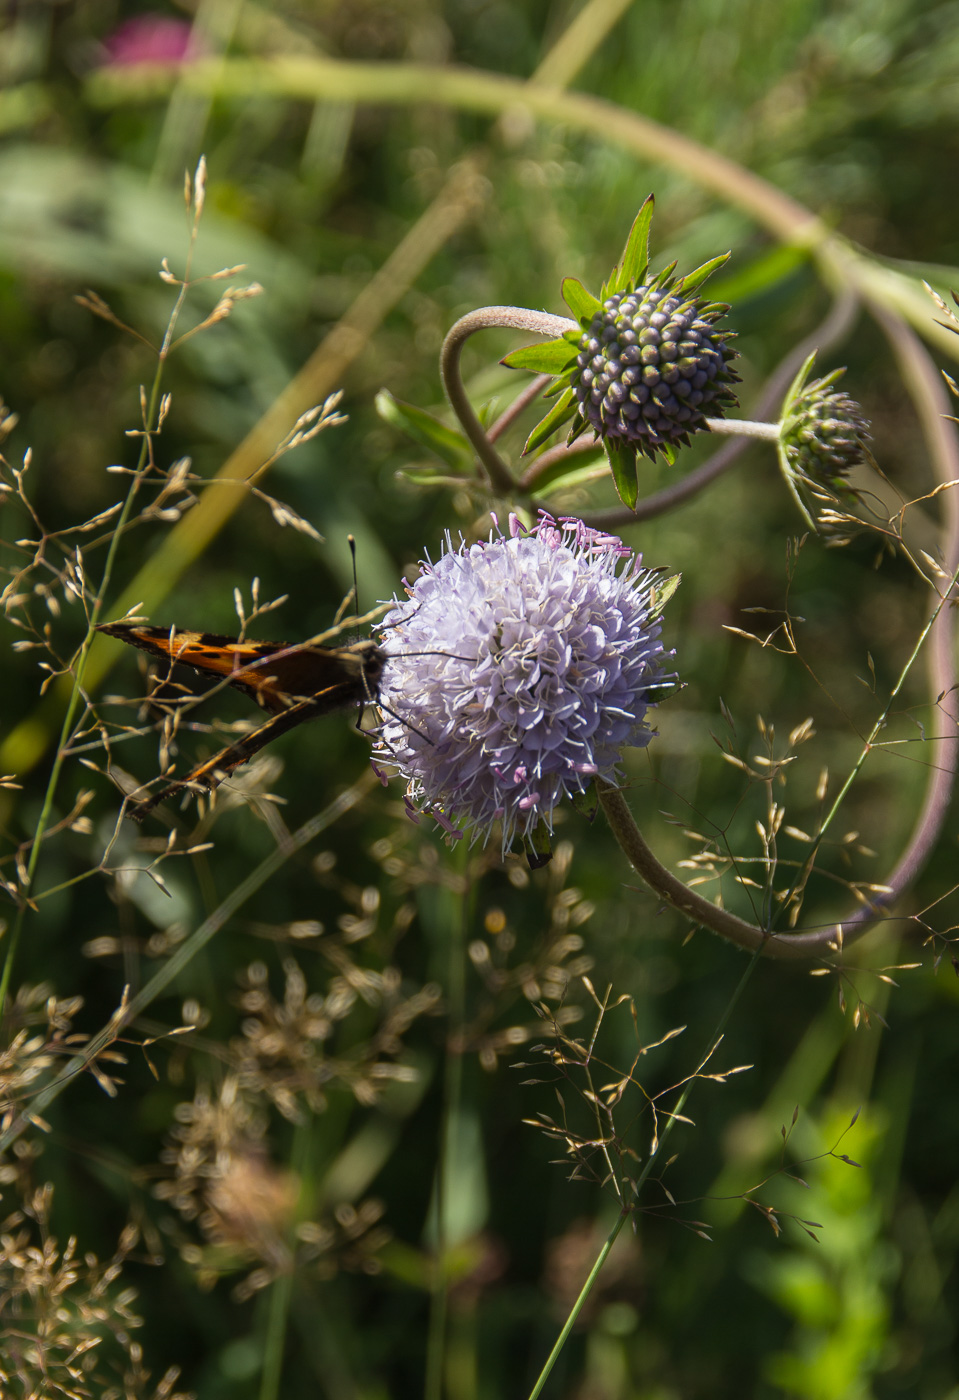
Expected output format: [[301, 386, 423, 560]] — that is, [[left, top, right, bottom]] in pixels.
[[487, 374, 551, 444]]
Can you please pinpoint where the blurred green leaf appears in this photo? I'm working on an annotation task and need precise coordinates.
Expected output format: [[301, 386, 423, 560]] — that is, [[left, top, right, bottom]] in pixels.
[[375, 389, 471, 472], [528, 450, 606, 499], [708, 242, 811, 304]]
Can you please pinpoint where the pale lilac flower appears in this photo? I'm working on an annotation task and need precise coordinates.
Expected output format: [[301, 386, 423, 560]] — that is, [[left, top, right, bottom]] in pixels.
[[374, 512, 674, 855]]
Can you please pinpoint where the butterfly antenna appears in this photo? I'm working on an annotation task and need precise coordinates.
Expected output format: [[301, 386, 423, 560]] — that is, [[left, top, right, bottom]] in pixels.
[[348, 535, 360, 617]]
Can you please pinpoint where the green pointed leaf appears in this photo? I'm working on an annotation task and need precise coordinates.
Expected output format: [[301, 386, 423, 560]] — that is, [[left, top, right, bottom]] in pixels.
[[606, 439, 638, 510], [567, 415, 592, 445], [501, 337, 576, 376], [676, 252, 730, 295], [697, 300, 732, 319], [610, 195, 655, 295], [375, 390, 470, 472], [523, 386, 576, 455], [652, 259, 678, 288], [648, 571, 682, 618], [778, 351, 819, 426], [660, 441, 678, 467], [562, 277, 603, 324], [544, 374, 572, 398], [776, 438, 819, 532], [571, 780, 599, 822]]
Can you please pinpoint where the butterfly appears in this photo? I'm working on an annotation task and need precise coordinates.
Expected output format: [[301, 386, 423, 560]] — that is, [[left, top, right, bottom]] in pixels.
[[96, 621, 385, 821]]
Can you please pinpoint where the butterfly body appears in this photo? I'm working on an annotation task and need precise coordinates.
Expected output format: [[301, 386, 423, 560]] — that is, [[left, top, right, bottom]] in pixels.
[[97, 622, 384, 819]]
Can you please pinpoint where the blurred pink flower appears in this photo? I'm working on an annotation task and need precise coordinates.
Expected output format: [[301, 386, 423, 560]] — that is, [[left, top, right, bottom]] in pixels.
[[102, 15, 202, 66]]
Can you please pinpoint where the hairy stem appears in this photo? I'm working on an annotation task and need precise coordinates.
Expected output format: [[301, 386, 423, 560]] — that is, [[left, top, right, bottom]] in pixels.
[[440, 307, 573, 493], [703, 417, 780, 440]]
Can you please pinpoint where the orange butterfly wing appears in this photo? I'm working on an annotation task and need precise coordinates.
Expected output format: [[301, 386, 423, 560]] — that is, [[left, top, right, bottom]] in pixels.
[[95, 622, 385, 819]]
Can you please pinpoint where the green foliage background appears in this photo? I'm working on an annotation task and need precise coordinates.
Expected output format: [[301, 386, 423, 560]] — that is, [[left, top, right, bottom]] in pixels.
[[1, 2, 958, 1397]]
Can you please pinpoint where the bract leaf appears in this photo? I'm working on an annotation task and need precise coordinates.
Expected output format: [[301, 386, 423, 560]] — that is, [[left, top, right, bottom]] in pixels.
[[613, 195, 655, 294], [606, 439, 638, 510], [648, 572, 682, 617], [523, 386, 576, 455], [707, 240, 808, 303], [571, 780, 599, 821], [779, 350, 819, 420], [676, 251, 730, 295], [501, 337, 576, 375], [562, 276, 603, 324], [523, 819, 553, 869]]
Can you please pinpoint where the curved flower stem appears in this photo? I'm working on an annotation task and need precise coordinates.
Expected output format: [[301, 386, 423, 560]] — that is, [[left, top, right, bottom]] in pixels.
[[598, 781, 826, 959], [782, 569, 958, 941], [597, 777, 952, 960], [440, 306, 778, 500], [600, 455, 959, 967], [764, 303, 959, 936], [842, 304, 959, 906], [440, 307, 574, 493], [90, 57, 959, 365]]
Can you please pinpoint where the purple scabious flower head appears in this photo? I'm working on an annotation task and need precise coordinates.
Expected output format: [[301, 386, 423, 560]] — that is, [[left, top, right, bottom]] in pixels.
[[373, 512, 675, 857], [501, 196, 738, 511]]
